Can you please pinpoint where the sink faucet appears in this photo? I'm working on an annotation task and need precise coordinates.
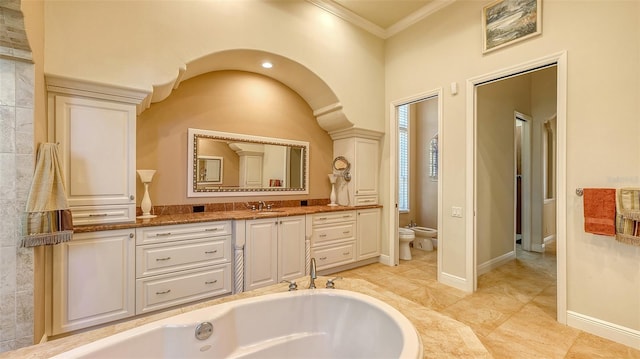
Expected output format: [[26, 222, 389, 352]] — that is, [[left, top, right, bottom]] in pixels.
[[309, 258, 317, 289], [258, 201, 265, 211]]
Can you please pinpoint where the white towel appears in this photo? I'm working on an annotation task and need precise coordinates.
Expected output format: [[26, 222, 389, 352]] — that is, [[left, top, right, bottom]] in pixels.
[[21, 143, 73, 247]]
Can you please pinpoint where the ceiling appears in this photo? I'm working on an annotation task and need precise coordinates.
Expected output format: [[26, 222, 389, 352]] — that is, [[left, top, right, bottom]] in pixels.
[[307, 0, 456, 39]]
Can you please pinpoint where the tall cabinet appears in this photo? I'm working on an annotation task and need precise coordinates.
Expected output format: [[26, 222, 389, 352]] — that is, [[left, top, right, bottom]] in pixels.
[[47, 75, 149, 225], [331, 129, 383, 206]]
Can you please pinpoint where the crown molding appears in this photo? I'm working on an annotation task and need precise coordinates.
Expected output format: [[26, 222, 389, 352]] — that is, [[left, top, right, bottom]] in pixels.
[[307, 0, 455, 39]]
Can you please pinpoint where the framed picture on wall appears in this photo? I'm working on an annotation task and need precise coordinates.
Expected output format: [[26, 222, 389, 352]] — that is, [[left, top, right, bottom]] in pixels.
[[482, 0, 542, 53]]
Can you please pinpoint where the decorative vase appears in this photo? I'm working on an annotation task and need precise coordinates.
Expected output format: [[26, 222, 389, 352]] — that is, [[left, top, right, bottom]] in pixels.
[[137, 169, 157, 218], [328, 174, 338, 206]]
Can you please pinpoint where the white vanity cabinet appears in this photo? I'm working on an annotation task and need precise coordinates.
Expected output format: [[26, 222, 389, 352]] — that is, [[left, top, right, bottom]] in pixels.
[[310, 211, 357, 271], [134, 221, 233, 314], [51, 229, 135, 335], [244, 215, 306, 291], [51, 94, 137, 225], [47, 75, 149, 225], [356, 208, 381, 260], [333, 134, 381, 206]]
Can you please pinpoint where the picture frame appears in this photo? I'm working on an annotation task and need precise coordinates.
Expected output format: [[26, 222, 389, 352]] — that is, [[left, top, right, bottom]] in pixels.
[[482, 0, 542, 54]]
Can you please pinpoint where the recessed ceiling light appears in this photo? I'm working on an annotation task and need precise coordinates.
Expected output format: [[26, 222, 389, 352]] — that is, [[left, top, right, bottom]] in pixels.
[[261, 62, 273, 69]]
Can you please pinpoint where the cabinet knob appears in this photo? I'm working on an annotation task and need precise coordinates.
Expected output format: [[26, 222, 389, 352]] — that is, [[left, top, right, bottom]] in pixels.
[[129, 233, 134, 239], [130, 195, 135, 200]]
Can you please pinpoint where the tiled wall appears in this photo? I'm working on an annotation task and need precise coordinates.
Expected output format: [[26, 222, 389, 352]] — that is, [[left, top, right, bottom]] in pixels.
[[0, 0, 35, 352]]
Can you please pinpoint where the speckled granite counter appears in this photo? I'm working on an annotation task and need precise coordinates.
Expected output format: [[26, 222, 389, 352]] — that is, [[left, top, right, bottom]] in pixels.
[[1, 277, 490, 358], [74, 204, 381, 233]]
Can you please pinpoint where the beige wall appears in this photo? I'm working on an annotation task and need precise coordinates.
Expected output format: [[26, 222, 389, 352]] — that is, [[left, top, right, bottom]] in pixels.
[[43, 1, 385, 132], [476, 74, 531, 264], [415, 98, 439, 230], [385, 0, 640, 332], [137, 70, 333, 205]]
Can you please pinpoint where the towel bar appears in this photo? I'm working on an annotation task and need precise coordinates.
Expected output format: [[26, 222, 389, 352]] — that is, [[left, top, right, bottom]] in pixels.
[[576, 188, 583, 196]]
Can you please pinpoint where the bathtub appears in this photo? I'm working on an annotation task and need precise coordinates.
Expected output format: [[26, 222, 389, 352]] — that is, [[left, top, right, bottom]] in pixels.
[[51, 289, 423, 359]]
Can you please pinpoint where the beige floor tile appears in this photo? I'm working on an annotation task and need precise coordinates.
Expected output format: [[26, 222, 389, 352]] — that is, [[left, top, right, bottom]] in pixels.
[[565, 332, 640, 358], [334, 244, 638, 359]]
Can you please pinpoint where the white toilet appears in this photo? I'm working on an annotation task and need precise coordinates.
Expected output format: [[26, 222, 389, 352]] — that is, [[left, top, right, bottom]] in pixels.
[[398, 228, 415, 260], [412, 227, 437, 251]]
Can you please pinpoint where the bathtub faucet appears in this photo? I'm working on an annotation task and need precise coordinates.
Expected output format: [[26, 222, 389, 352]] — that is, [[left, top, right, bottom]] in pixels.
[[309, 258, 317, 289]]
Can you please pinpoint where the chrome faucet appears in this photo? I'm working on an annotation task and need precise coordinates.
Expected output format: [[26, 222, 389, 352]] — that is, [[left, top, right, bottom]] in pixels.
[[309, 258, 317, 289], [258, 201, 265, 211]]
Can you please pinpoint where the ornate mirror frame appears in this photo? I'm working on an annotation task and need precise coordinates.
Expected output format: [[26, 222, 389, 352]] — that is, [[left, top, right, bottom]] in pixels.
[[187, 128, 309, 197]]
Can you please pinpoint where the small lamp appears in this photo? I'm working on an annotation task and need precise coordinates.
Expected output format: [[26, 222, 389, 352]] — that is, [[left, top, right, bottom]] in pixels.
[[137, 169, 157, 218]]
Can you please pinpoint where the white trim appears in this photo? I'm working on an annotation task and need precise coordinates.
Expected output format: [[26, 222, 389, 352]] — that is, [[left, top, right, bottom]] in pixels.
[[567, 311, 640, 350], [378, 254, 392, 266], [389, 89, 442, 271], [329, 127, 384, 141], [466, 51, 568, 320], [439, 272, 468, 292], [306, 0, 455, 39], [477, 250, 516, 276]]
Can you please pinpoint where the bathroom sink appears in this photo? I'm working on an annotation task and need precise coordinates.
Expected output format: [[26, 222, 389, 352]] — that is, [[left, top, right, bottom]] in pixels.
[[253, 210, 285, 216]]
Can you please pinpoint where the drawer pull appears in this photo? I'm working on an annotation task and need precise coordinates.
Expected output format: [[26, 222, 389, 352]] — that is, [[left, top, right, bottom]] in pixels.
[[89, 213, 108, 217], [156, 257, 171, 261], [156, 289, 171, 295], [204, 250, 218, 254], [343, 231, 350, 234], [343, 215, 351, 218], [318, 217, 327, 221], [319, 234, 327, 238], [319, 256, 328, 260], [205, 280, 218, 285], [155, 232, 172, 237], [343, 252, 350, 256], [205, 228, 219, 232]]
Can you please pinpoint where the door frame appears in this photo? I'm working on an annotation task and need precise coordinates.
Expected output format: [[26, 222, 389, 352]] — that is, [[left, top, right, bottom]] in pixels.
[[465, 51, 567, 323], [388, 88, 443, 274], [515, 112, 532, 252]]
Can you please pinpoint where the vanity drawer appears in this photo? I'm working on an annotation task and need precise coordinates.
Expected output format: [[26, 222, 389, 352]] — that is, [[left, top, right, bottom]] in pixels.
[[312, 223, 356, 247], [311, 242, 356, 271], [135, 263, 232, 314], [136, 221, 232, 245], [312, 211, 355, 225], [354, 195, 378, 206], [136, 236, 231, 278], [71, 205, 135, 225]]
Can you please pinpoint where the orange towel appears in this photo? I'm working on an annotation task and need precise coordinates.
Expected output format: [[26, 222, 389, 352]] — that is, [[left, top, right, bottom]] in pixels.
[[583, 188, 616, 236]]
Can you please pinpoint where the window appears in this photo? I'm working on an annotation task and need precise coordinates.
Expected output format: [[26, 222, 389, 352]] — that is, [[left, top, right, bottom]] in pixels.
[[398, 104, 409, 212]]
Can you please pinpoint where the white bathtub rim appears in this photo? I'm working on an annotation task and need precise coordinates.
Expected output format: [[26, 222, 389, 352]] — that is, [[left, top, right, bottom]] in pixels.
[[51, 289, 423, 359]]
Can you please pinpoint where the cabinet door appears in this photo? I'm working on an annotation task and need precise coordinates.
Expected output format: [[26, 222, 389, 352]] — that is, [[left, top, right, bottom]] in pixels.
[[52, 229, 135, 335], [278, 215, 306, 283], [354, 138, 378, 196], [244, 218, 278, 291], [357, 208, 381, 260], [54, 95, 136, 218]]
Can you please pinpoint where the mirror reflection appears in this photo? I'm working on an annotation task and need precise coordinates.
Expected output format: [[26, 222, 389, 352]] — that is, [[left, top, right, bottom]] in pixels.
[[188, 128, 309, 197]]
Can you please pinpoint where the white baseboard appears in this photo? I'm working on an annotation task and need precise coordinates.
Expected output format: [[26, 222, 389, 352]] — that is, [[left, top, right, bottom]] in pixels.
[[567, 310, 640, 349], [543, 234, 556, 247], [378, 254, 392, 266], [477, 250, 516, 276], [439, 272, 470, 292]]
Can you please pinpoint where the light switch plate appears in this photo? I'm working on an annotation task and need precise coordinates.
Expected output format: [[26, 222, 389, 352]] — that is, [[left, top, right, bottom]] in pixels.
[[451, 206, 463, 218]]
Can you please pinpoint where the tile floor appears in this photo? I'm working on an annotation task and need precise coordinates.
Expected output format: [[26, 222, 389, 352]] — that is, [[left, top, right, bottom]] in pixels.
[[336, 243, 640, 358]]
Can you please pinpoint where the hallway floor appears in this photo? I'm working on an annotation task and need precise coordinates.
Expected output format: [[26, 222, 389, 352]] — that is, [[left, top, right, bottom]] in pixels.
[[336, 244, 640, 358]]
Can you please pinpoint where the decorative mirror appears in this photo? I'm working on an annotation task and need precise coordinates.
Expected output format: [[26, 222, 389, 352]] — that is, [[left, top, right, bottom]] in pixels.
[[188, 128, 309, 197], [332, 156, 351, 181]]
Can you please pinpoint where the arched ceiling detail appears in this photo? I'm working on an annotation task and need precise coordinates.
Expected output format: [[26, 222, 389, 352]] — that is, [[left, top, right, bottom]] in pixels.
[[151, 49, 353, 133]]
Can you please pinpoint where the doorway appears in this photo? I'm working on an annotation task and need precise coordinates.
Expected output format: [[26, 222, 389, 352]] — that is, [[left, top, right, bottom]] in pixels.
[[388, 89, 443, 279], [466, 52, 567, 323]]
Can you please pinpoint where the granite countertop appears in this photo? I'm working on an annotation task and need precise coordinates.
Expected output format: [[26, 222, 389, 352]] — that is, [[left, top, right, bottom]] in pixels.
[[74, 204, 381, 233], [1, 277, 490, 358]]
